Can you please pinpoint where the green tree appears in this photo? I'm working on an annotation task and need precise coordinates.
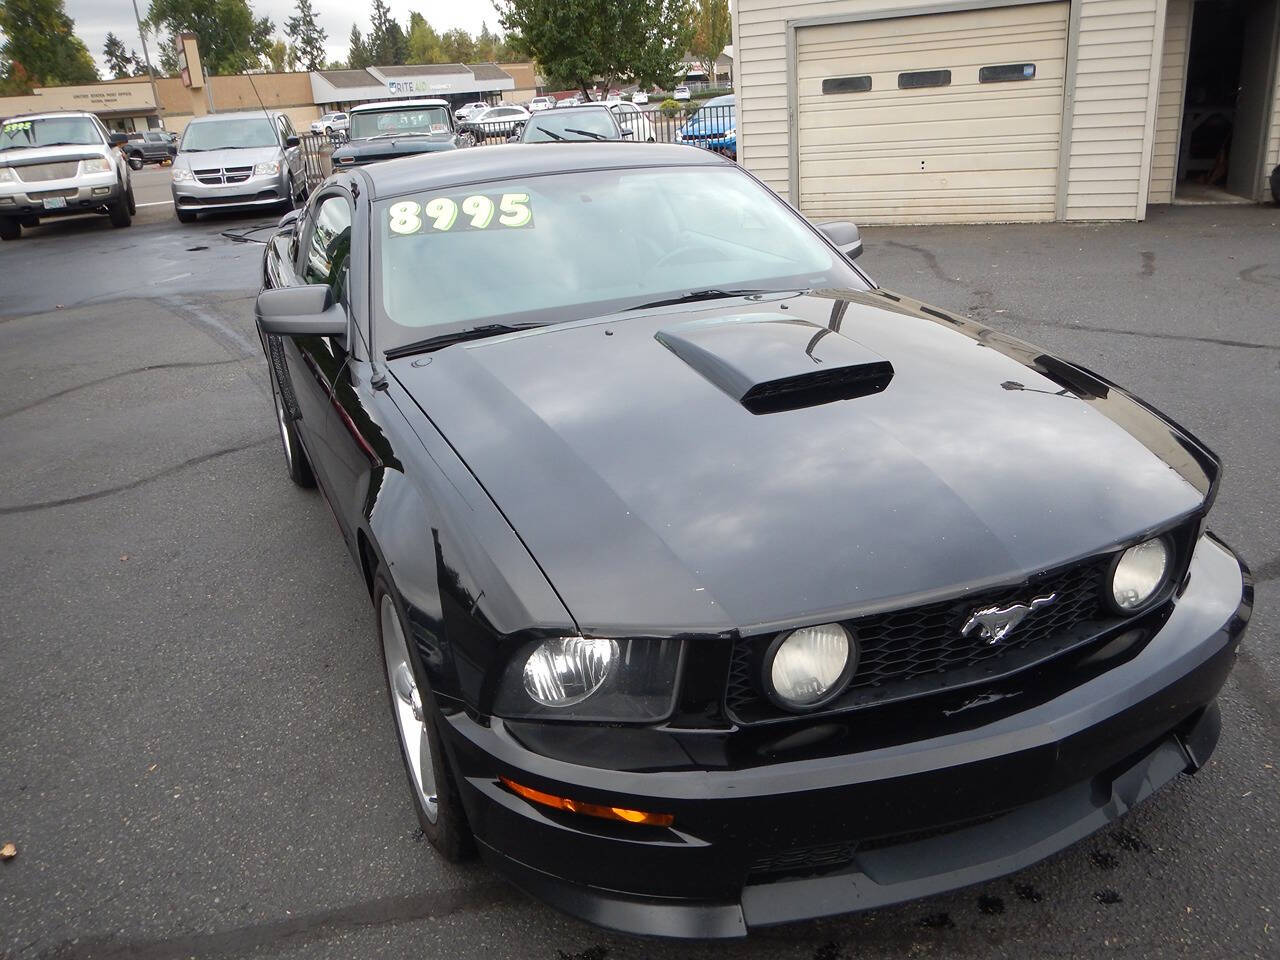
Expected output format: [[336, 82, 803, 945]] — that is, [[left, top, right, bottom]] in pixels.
[[689, 0, 728, 83], [155, 30, 180, 75], [347, 23, 371, 69], [284, 0, 327, 71], [146, 0, 274, 76], [406, 12, 442, 64], [103, 31, 134, 78], [439, 26, 474, 63], [0, 0, 99, 93], [498, 0, 690, 99], [264, 38, 296, 72], [367, 0, 407, 65]]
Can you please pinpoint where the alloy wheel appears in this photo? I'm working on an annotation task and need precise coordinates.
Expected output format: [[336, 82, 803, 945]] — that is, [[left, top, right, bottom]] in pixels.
[[380, 593, 439, 823]]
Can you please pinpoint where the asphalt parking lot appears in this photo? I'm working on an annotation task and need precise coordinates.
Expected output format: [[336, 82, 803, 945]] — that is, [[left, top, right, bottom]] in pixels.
[[1, 195, 1277, 960]]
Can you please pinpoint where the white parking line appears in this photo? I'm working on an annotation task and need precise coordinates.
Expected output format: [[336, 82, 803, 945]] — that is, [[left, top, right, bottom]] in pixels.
[[135, 201, 172, 208]]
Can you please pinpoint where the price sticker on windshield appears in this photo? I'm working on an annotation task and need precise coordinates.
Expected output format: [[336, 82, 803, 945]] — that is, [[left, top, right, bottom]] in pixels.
[[2, 121, 32, 134], [387, 193, 533, 237]]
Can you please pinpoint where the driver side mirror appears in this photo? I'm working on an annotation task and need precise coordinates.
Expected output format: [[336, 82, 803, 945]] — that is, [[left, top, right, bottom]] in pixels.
[[620, 128, 635, 139], [285, 134, 300, 148], [817, 220, 863, 261], [256, 284, 346, 343], [277, 209, 301, 230]]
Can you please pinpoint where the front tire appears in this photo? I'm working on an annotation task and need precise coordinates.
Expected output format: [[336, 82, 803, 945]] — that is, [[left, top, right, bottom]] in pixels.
[[175, 205, 197, 223], [270, 367, 315, 487], [126, 183, 137, 215], [108, 190, 131, 228], [128, 155, 144, 171], [0, 217, 20, 241], [374, 574, 474, 860]]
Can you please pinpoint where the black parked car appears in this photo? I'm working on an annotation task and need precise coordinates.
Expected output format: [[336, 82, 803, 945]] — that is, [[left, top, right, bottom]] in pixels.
[[121, 129, 177, 169], [330, 99, 458, 169], [255, 144, 1250, 938]]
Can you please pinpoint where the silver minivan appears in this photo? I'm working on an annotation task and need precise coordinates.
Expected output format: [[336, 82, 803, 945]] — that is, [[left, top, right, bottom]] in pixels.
[[170, 111, 306, 223]]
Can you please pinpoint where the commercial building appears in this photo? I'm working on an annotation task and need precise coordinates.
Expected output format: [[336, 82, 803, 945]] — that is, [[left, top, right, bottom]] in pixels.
[[732, 0, 1280, 222], [0, 59, 538, 137]]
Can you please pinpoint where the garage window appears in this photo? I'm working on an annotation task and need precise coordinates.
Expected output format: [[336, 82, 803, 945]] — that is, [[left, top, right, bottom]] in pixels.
[[979, 63, 1037, 83], [822, 75, 872, 94], [898, 69, 951, 89]]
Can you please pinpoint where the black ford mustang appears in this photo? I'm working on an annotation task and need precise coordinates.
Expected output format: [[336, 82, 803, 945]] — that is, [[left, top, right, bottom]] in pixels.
[[255, 144, 1251, 938]]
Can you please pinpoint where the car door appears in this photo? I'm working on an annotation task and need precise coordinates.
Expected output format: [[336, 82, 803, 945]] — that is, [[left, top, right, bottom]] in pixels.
[[281, 191, 354, 503]]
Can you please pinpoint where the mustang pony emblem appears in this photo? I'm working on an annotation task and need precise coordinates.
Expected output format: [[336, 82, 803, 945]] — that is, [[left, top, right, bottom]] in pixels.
[[961, 593, 1058, 644]]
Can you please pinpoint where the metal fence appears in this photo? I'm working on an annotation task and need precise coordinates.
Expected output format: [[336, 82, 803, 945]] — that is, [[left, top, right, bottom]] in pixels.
[[457, 104, 737, 160], [295, 103, 737, 191]]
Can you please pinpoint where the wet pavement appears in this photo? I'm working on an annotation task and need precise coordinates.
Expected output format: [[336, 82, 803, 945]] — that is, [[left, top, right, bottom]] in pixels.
[[1, 202, 1277, 959]]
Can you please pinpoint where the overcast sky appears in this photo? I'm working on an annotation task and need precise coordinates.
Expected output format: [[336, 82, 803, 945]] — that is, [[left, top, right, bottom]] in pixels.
[[64, 0, 503, 75]]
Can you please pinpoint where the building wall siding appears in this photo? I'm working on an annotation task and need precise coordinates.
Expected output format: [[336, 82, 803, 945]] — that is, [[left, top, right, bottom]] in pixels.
[[1147, 0, 1190, 204], [1264, 41, 1280, 199], [736, 0, 1168, 221]]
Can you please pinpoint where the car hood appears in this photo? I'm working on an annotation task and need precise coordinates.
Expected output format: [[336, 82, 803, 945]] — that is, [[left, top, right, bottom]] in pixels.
[[173, 146, 280, 169], [333, 136, 456, 165], [391, 290, 1214, 636], [0, 143, 109, 166]]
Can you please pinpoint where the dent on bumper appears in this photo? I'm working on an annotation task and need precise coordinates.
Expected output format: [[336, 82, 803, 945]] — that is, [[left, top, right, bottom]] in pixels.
[[445, 534, 1250, 937]]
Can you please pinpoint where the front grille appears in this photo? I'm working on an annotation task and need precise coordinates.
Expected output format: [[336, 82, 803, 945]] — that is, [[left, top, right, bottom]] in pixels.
[[727, 555, 1119, 723], [750, 841, 856, 879], [194, 168, 224, 185], [224, 165, 252, 184], [17, 161, 80, 182]]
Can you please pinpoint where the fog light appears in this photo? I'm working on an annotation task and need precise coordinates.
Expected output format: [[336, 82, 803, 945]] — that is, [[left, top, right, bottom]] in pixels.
[[1110, 537, 1171, 612], [765, 623, 855, 711], [500, 777, 674, 827], [92, 187, 110, 196]]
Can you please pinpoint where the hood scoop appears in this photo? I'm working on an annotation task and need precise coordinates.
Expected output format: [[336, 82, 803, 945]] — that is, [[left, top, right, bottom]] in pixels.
[[655, 314, 893, 414]]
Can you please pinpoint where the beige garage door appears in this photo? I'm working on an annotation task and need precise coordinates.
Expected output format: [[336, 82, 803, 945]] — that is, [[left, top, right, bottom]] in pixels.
[[796, 2, 1069, 224]]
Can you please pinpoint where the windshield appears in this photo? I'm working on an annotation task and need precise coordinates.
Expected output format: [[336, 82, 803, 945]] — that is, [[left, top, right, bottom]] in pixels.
[[351, 107, 450, 139], [0, 116, 101, 151], [376, 165, 864, 350], [691, 101, 734, 125], [523, 109, 617, 141], [181, 117, 277, 152]]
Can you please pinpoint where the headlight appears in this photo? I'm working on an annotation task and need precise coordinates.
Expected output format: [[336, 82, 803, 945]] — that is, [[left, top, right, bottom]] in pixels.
[[81, 157, 111, 173], [495, 636, 683, 721], [1110, 537, 1171, 612], [523, 636, 617, 707], [171, 167, 193, 183], [0, 166, 15, 182], [765, 623, 855, 710], [254, 161, 280, 176]]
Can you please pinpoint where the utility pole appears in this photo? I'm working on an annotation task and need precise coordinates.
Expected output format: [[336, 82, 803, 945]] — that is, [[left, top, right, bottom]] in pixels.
[[130, 0, 163, 128]]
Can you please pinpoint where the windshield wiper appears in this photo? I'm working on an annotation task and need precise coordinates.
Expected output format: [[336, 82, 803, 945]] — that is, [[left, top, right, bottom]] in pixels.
[[627, 287, 803, 311], [562, 128, 608, 141], [384, 323, 546, 359], [534, 128, 566, 141]]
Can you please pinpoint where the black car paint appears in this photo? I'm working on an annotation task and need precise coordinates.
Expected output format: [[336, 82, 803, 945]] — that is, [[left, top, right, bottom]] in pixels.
[[258, 146, 1248, 937]]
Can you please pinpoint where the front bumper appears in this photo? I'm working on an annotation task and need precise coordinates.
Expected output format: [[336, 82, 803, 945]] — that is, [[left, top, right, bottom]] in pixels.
[[0, 171, 119, 218], [172, 170, 289, 211], [443, 533, 1250, 938]]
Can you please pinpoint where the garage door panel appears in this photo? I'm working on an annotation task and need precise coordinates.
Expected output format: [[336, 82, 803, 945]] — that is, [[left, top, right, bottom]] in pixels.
[[797, 2, 1068, 224]]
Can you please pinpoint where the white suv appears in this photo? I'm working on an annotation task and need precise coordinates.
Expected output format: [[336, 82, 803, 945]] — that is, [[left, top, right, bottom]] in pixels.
[[0, 110, 134, 241], [310, 112, 349, 135], [529, 96, 556, 112]]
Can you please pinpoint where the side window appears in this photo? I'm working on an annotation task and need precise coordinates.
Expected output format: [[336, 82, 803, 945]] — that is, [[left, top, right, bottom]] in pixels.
[[301, 195, 353, 304]]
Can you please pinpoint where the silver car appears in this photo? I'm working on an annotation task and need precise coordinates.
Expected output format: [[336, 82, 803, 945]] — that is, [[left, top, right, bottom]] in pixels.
[[170, 111, 306, 223]]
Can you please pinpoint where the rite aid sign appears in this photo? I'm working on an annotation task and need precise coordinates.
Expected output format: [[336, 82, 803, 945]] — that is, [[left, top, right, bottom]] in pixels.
[[387, 79, 454, 95]]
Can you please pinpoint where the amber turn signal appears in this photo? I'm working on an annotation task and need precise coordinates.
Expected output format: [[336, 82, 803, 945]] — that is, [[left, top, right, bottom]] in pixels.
[[500, 777, 674, 828]]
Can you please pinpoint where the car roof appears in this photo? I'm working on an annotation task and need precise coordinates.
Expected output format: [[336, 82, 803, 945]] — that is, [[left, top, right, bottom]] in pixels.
[[4, 110, 98, 122], [361, 142, 730, 199], [186, 110, 280, 123], [702, 95, 736, 107], [350, 99, 448, 113]]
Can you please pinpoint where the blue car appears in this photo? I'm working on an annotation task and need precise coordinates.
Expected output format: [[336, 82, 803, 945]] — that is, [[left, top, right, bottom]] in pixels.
[[678, 94, 736, 158]]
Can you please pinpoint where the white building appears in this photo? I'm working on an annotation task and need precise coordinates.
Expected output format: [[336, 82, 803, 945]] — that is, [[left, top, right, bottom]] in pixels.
[[732, 0, 1280, 222]]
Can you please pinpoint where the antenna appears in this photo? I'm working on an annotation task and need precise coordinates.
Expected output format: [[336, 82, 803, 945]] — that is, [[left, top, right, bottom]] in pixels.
[[246, 71, 270, 119]]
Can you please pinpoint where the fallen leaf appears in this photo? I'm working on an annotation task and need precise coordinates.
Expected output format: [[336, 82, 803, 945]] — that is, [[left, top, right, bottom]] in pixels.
[[1, 843, 16, 861]]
